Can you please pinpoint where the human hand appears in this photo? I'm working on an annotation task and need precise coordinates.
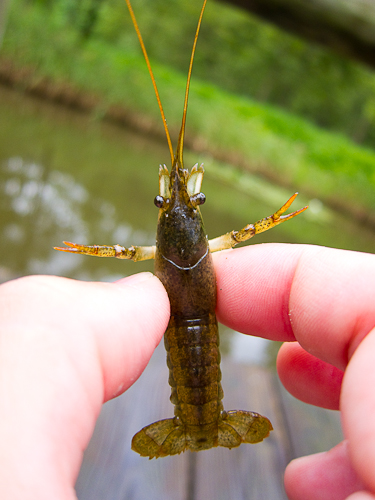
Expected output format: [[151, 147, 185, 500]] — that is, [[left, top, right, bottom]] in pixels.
[[2, 243, 374, 500], [0, 273, 169, 500], [213, 243, 375, 500]]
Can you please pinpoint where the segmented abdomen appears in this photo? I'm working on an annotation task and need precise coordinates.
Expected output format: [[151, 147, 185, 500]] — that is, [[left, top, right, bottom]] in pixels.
[[164, 312, 224, 427], [131, 303, 273, 458]]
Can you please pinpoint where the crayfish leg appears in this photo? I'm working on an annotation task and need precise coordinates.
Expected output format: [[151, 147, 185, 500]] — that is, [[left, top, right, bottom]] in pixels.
[[54, 241, 155, 262], [209, 192, 308, 252]]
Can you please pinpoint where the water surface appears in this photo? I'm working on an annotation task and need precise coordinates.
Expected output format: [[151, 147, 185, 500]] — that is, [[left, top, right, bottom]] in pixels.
[[1, 84, 373, 362]]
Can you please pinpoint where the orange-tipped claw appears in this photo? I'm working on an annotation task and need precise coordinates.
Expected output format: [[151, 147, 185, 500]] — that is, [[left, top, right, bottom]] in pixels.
[[275, 192, 307, 217], [54, 241, 82, 253], [278, 204, 308, 222]]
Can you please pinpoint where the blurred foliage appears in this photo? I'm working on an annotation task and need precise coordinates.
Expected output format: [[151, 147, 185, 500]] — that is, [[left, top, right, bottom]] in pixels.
[[3, 0, 375, 218], [33, 0, 375, 148], [7, 0, 375, 148]]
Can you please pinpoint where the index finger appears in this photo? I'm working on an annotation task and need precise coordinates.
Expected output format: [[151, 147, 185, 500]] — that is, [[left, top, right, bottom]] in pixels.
[[213, 243, 375, 371]]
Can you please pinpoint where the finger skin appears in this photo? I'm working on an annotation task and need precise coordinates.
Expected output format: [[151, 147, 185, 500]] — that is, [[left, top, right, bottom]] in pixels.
[[341, 328, 375, 492], [213, 243, 375, 498], [284, 441, 366, 500], [347, 493, 375, 500], [0, 273, 169, 500], [2, 243, 375, 499], [276, 343, 343, 410], [213, 244, 375, 371]]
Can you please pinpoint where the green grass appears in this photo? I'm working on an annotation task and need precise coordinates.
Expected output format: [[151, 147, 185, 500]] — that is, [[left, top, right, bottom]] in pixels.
[[2, 0, 375, 216]]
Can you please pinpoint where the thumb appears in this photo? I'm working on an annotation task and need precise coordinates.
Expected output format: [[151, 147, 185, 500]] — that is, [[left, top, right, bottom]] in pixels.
[[0, 273, 169, 500]]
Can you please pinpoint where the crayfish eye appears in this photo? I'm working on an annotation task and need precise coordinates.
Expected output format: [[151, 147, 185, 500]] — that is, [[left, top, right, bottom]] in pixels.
[[154, 195, 165, 208], [154, 195, 170, 209], [190, 192, 206, 208]]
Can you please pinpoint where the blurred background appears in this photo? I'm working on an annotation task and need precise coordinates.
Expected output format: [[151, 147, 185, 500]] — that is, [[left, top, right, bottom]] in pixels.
[[0, 0, 373, 497]]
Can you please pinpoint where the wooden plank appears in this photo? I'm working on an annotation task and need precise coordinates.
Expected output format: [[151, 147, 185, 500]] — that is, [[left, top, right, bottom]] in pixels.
[[75, 347, 343, 500], [276, 379, 343, 459], [193, 362, 290, 500], [75, 344, 190, 500], [192, 362, 343, 499]]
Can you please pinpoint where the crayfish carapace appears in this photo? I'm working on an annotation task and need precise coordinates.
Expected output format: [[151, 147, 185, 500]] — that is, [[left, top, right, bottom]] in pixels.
[[55, 0, 307, 459]]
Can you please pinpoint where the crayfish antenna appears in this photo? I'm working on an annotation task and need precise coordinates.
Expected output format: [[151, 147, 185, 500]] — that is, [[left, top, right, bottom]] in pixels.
[[125, 0, 207, 172], [124, 0, 174, 166], [175, 0, 207, 171]]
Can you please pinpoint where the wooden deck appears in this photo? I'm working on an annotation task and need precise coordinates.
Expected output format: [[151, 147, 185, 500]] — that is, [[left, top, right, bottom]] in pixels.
[[75, 344, 342, 500]]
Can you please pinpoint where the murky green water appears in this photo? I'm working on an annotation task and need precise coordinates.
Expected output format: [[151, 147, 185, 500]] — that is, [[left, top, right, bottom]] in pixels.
[[0, 83, 374, 362], [1, 84, 373, 285]]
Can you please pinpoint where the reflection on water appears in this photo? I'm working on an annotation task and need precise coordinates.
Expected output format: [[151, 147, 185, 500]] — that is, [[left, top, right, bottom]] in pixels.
[[4, 156, 87, 238], [0, 84, 162, 281], [1, 153, 158, 279], [1, 84, 374, 363]]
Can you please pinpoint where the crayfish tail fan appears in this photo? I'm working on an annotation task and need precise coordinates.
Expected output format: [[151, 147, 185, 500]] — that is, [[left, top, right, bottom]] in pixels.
[[131, 418, 187, 459], [218, 410, 273, 448]]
